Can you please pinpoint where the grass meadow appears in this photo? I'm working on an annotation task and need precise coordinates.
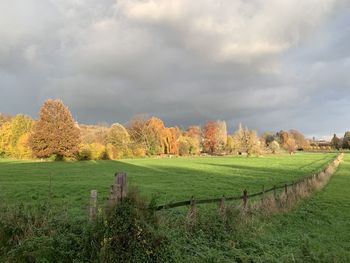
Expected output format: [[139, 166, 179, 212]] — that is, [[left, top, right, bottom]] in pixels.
[[1, 152, 349, 262], [240, 153, 350, 262], [0, 153, 336, 214]]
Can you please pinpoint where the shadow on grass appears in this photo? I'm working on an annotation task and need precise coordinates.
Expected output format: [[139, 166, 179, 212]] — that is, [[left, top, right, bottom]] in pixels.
[[0, 155, 335, 211]]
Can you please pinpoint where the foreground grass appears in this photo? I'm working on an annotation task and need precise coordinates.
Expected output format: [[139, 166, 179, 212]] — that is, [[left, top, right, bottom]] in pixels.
[[158, 154, 350, 262], [237, 153, 350, 262], [0, 153, 335, 215]]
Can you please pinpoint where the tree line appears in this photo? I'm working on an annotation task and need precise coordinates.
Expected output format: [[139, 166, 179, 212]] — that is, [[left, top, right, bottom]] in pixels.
[[0, 99, 342, 161]]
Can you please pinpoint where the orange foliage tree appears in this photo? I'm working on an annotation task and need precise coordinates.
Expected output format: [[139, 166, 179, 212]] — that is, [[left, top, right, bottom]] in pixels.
[[163, 127, 179, 155], [203, 121, 219, 154], [29, 99, 80, 159], [184, 125, 202, 154]]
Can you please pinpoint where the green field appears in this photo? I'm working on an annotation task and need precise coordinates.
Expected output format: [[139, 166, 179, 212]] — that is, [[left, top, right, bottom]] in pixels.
[[239, 153, 350, 262], [0, 153, 336, 213], [1, 152, 349, 262]]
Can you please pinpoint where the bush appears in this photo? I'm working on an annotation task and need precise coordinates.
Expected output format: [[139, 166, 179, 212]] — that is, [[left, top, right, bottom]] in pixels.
[[78, 144, 92, 160], [0, 191, 174, 262], [78, 143, 109, 160], [88, 189, 173, 262], [0, 204, 88, 262]]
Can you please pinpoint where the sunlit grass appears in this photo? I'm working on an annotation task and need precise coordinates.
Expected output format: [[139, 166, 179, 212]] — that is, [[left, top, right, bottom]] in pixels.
[[0, 153, 335, 216]]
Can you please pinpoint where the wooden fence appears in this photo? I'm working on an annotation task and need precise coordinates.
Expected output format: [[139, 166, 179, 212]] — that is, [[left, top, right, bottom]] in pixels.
[[89, 153, 343, 219]]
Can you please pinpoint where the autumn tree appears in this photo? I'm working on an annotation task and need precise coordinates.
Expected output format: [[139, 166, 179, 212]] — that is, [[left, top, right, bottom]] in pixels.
[[217, 120, 228, 151], [0, 121, 11, 157], [285, 137, 297, 154], [80, 124, 109, 145], [127, 115, 168, 155], [162, 127, 179, 155], [289, 129, 309, 150], [10, 114, 33, 148], [277, 130, 297, 154], [178, 135, 199, 156], [261, 132, 275, 147], [127, 115, 150, 154], [184, 125, 202, 154], [16, 133, 32, 159], [269, 140, 280, 154], [29, 99, 80, 159], [0, 113, 12, 127], [107, 123, 131, 158], [226, 135, 235, 153], [0, 114, 33, 158], [203, 121, 219, 154], [203, 120, 228, 154], [145, 117, 166, 155], [232, 124, 261, 156], [331, 134, 341, 150], [242, 128, 261, 156]]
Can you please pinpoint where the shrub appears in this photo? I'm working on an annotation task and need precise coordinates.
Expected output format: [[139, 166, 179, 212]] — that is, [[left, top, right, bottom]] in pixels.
[[0, 204, 87, 262], [78, 143, 108, 160], [88, 189, 173, 262], [78, 144, 92, 160], [0, 191, 174, 262]]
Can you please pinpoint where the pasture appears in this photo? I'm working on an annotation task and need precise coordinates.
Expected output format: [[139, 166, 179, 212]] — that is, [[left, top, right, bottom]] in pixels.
[[237, 153, 350, 262], [1, 152, 349, 262], [0, 153, 336, 215]]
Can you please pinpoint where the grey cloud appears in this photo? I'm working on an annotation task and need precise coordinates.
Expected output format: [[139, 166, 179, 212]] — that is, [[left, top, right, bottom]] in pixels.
[[0, 0, 350, 137]]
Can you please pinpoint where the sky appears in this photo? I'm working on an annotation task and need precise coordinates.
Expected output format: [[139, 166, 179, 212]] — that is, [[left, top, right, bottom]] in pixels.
[[1, 0, 350, 138]]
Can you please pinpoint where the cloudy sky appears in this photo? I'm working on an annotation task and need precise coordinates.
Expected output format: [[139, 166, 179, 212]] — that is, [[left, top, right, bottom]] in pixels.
[[1, 0, 350, 137]]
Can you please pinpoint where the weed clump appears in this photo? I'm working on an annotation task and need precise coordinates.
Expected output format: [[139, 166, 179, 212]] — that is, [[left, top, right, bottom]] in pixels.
[[0, 190, 173, 262]]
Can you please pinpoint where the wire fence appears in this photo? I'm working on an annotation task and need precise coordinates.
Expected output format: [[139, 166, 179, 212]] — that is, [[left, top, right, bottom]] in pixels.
[[86, 153, 343, 220], [154, 153, 344, 211]]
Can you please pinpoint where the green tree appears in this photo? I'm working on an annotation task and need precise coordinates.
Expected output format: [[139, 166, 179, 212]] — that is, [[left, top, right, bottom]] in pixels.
[[342, 131, 350, 149], [29, 99, 80, 159], [331, 134, 341, 150]]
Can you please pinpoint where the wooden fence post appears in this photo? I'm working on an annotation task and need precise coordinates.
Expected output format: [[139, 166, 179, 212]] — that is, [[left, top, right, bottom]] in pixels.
[[261, 185, 265, 205], [284, 184, 288, 195], [243, 189, 248, 209], [108, 172, 127, 208], [90, 190, 97, 220], [116, 172, 128, 200], [187, 196, 197, 222], [219, 195, 225, 215]]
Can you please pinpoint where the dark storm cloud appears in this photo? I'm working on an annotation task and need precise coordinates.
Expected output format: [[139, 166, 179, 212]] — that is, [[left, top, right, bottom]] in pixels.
[[1, 0, 350, 137]]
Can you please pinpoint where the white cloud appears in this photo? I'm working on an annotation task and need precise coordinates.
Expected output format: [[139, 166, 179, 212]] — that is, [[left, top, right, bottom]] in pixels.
[[116, 0, 344, 63]]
